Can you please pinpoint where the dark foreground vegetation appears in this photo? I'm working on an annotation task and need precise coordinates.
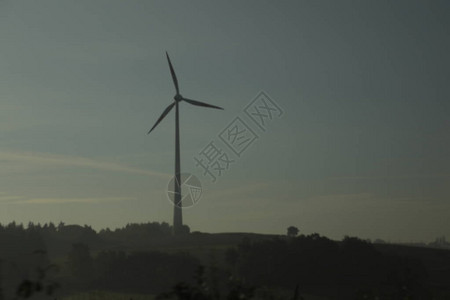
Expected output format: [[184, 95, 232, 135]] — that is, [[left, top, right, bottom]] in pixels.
[[0, 222, 449, 299]]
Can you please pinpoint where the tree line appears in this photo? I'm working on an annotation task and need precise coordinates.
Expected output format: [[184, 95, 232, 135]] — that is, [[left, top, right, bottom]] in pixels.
[[224, 234, 432, 299]]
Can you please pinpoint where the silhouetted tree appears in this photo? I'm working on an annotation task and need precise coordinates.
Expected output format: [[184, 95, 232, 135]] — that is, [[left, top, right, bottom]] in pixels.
[[225, 248, 239, 266], [14, 262, 59, 300], [67, 243, 93, 281], [93, 250, 199, 293], [158, 266, 255, 300], [98, 222, 173, 241], [57, 221, 65, 232], [179, 224, 191, 235], [287, 226, 299, 237]]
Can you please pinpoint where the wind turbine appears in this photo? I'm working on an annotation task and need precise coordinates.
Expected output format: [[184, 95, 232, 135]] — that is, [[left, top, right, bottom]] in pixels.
[[148, 52, 223, 235]]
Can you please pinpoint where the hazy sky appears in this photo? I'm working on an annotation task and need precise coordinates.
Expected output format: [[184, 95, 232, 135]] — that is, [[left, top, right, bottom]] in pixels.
[[0, 1, 449, 242]]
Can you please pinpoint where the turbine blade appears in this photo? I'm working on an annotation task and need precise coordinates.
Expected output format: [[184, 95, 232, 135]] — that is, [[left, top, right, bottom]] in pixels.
[[182, 97, 224, 110], [147, 102, 176, 134], [166, 52, 179, 94]]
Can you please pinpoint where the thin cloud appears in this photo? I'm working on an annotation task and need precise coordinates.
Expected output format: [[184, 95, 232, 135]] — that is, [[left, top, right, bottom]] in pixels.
[[307, 192, 373, 203], [0, 195, 25, 202], [0, 150, 170, 178], [14, 197, 136, 205], [212, 181, 273, 199], [330, 174, 450, 180]]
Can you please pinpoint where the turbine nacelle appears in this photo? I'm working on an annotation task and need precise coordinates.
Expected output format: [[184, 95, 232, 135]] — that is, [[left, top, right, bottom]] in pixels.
[[174, 94, 183, 102]]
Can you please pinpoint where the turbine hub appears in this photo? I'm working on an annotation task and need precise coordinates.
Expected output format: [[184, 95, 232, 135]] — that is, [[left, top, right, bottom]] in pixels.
[[174, 94, 182, 102]]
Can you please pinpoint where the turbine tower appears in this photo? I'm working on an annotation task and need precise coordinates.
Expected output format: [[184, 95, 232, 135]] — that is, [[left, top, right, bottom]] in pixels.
[[148, 52, 223, 235]]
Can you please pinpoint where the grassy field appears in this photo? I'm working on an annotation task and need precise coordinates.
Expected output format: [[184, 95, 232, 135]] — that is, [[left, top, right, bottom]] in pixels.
[[62, 290, 155, 300], [61, 288, 329, 300]]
